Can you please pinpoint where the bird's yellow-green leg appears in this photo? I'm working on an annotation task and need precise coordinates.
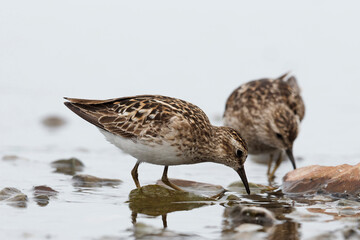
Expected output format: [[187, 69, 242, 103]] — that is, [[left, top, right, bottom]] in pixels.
[[131, 161, 141, 189], [267, 153, 274, 176], [269, 152, 283, 179], [161, 166, 183, 191]]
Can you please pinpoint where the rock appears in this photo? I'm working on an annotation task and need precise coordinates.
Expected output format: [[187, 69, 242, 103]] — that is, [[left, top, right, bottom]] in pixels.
[[128, 185, 211, 216], [2, 155, 25, 161], [0, 187, 24, 200], [129, 184, 211, 202], [343, 228, 360, 240], [0, 187, 28, 208], [72, 174, 122, 188], [222, 206, 283, 240], [240, 207, 276, 227], [307, 227, 360, 240], [33, 185, 58, 206], [34, 195, 49, 205], [307, 206, 360, 220], [337, 199, 360, 207], [33, 185, 58, 196], [51, 157, 84, 175], [224, 205, 276, 228], [226, 194, 240, 201], [156, 178, 226, 199], [42, 115, 66, 128], [283, 163, 360, 197], [227, 181, 276, 195]]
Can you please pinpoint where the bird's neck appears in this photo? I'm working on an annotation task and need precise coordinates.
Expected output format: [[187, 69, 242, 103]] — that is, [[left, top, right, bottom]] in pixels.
[[198, 126, 227, 164]]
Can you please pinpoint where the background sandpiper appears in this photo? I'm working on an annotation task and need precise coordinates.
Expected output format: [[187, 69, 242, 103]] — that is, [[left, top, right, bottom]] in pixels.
[[223, 73, 305, 179]]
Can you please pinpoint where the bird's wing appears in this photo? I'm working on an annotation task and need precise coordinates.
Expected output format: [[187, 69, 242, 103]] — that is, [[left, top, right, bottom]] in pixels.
[[64, 95, 210, 139]]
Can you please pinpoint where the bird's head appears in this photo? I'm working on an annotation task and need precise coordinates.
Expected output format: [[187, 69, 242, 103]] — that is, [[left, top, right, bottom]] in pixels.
[[266, 105, 299, 169], [213, 127, 250, 194]]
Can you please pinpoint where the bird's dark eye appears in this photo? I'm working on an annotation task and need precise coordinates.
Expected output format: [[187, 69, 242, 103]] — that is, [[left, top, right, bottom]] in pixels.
[[236, 149, 243, 158], [276, 133, 283, 140]]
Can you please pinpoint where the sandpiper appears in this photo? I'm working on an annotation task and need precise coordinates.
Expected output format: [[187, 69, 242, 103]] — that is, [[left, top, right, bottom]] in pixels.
[[64, 95, 250, 194], [223, 73, 305, 178]]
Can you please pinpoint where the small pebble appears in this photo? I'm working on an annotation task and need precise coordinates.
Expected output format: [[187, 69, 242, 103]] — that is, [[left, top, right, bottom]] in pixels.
[[42, 115, 66, 128]]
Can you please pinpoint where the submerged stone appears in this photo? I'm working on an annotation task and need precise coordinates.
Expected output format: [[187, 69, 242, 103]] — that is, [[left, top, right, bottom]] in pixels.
[[129, 184, 211, 202], [0, 187, 23, 200], [34, 195, 49, 207], [72, 174, 122, 188], [51, 157, 84, 175], [307, 206, 360, 220], [227, 181, 276, 194], [156, 178, 226, 199], [128, 185, 211, 216], [33, 185, 58, 206], [2, 155, 25, 161], [42, 115, 66, 128], [34, 185, 58, 196], [226, 194, 240, 201], [308, 227, 360, 240], [0, 187, 28, 208], [224, 205, 276, 228], [283, 163, 360, 198], [222, 205, 277, 240]]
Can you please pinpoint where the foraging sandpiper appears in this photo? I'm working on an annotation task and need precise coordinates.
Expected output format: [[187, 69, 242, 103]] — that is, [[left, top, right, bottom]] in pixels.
[[223, 73, 305, 178], [65, 95, 250, 193]]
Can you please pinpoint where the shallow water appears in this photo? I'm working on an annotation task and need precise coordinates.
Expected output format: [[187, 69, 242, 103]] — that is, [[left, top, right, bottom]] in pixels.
[[2, 1, 360, 239], [1, 123, 360, 239]]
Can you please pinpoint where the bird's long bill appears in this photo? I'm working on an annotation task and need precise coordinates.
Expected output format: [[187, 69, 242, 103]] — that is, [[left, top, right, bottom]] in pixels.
[[236, 167, 250, 195], [286, 148, 297, 169]]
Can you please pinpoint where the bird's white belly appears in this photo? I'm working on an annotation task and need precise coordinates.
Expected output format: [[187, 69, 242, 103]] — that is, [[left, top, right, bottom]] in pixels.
[[99, 129, 190, 165]]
